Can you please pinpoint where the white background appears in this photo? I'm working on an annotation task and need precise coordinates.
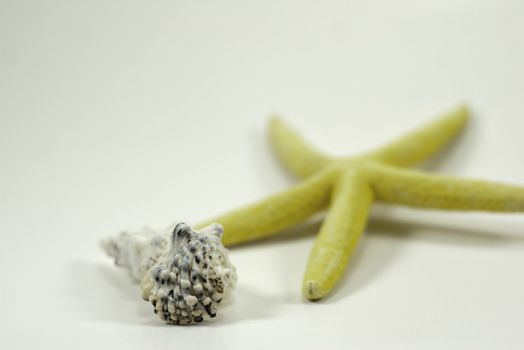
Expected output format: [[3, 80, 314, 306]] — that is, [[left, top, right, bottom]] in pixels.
[[1, 1, 524, 349]]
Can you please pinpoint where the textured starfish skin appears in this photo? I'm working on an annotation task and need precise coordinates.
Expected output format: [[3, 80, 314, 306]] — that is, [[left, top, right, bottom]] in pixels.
[[197, 106, 524, 300]]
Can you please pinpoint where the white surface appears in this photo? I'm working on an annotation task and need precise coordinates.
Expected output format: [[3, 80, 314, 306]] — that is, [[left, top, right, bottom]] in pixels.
[[1, 1, 524, 349]]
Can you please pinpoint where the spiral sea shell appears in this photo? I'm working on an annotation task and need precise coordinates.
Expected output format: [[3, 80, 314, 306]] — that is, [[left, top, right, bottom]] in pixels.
[[101, 222, 237, 325]]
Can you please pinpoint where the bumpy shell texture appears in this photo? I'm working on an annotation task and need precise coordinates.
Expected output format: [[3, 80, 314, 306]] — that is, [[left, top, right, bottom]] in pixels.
[[101, 222, 237, 325]]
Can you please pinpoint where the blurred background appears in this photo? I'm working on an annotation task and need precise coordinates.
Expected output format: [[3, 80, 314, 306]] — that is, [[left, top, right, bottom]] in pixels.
[[1, 1, 523, 349]]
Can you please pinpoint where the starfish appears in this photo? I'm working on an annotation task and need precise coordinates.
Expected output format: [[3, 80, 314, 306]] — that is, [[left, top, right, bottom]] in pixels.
[[196, 106, 524, 301]]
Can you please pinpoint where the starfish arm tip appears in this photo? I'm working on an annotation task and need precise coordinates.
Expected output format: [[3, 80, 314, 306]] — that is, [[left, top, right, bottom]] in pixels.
[[303, 280, 324, 301], [457, 103, 470, 113], [357, 105, 472, 166], [454, 103, 471, 122], [268, 114, 284, 127], [266, 115, 331, 178], [267, 115, 288, 140]]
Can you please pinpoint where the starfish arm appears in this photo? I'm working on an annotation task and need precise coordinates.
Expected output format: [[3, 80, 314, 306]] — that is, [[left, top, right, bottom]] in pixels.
[[358, 105, 469, 167], [303, 169, 374, 300], [195, 168, 336, 246], [368, 163, 524, 211], [268, 116, 332, 179]]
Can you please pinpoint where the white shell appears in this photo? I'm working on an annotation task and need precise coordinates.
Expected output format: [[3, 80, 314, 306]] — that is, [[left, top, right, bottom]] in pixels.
[[101, 222, 237, 324]]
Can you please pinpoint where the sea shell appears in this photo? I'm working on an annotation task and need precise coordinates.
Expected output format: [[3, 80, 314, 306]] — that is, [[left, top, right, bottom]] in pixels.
[[101, 222, 237, 324]]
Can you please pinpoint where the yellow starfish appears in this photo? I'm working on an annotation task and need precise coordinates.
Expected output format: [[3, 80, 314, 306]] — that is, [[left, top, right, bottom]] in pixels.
[[197, 106, 524, 301]]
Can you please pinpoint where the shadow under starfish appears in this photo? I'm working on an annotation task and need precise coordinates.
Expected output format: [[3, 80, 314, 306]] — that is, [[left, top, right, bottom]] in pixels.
[[196, 106, 524, 300]]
